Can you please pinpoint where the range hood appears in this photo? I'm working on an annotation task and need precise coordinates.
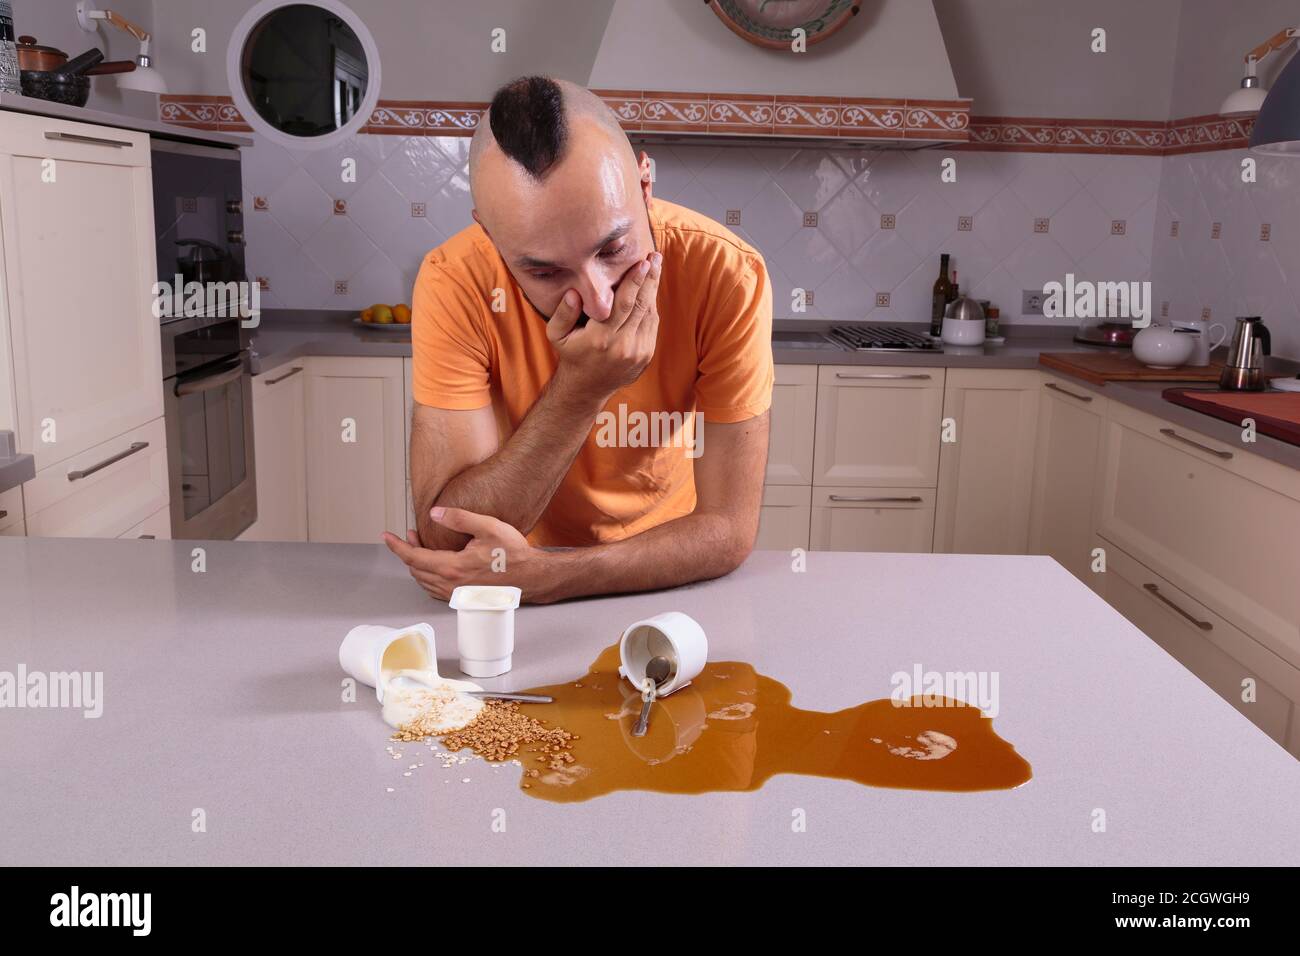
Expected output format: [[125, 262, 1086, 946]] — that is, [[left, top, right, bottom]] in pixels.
[[585, 0, 969, 147]]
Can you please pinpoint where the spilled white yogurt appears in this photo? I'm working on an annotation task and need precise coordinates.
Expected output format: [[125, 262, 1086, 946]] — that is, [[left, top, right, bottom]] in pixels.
[[381, 668, 485, 733]]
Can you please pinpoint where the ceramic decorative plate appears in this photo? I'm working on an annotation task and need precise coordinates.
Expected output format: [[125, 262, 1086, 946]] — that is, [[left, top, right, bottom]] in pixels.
[[708, 0, 862, 49]]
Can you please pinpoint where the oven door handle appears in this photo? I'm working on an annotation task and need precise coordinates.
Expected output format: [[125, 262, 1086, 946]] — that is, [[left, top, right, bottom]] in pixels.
[[174, 356, 245, 397]]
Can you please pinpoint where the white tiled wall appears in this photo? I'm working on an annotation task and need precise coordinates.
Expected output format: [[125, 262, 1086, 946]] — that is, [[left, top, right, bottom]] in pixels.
[[241, 133, 472, 311], [241, 131, 1162, 330], [1150, 149, 1300, 360], [659, 146, 1159, 327]]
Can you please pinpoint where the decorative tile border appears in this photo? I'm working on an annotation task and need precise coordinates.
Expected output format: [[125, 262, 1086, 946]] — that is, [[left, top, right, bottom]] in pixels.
[[160, 92, 971, 144], [1164, 113, 1255, 154], [362, 100, 484, 135], [159, 94, 1252, 154], [159, 94, 251, 132], [966, 114, 1253, 155], [608, 91, 970, 141]]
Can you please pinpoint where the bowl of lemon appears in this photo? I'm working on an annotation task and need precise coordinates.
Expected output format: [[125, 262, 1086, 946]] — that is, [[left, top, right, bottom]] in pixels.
[[354, 303, 411, 331]]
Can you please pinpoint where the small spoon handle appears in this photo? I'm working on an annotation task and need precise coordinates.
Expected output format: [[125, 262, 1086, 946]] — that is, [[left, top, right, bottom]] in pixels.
[[632, 697, 653, 737], [467, 692, 553, 704]]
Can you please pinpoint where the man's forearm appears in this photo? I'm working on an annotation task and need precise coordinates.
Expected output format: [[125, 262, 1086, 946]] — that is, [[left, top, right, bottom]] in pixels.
[[418, 368, 605, 549], [529, 510, 756, 603]]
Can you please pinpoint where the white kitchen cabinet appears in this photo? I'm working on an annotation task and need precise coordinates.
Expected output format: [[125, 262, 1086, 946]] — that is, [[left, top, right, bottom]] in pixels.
[[1098, 537, 1297, 752], [766, 364, 817, 485], [810, 485, 935, 552], [0, 111, 163, 472], [403, 357, 414, 456], [118, 505, 172, 540], [1097, 401, 1300, 672], [933, 369, 1040, 555], [0, 485, 24, 536], [240, 360, 308, 542], [305, 356, 406, 543], [1028, 374, 1107, 587], [755, 484, 811, 550], [23, 416, 169, 538], [813, 366, 944, 487], [403, 357, 416, 531]]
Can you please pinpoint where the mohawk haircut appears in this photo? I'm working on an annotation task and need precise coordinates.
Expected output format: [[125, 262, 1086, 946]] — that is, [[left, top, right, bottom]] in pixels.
[[467, 77, 634, 208], [488, 76, 568, 180]]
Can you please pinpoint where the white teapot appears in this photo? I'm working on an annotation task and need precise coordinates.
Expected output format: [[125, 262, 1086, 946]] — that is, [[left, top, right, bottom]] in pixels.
[[1132, 325, 1195, 369]]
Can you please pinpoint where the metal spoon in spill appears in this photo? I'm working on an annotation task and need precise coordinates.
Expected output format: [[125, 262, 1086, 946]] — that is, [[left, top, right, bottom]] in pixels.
[[388, 673, 552, 703], [631, 656, 672, 737]]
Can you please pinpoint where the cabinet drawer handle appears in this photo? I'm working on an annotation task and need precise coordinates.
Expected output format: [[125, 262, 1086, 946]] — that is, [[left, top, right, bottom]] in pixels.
[[828, 495, 924, 503], [0, 509, 6, 519], [1158, 428, 1233, 460], [67, 441, 149, 481], [264, 365, 304, 386], [835, 372, 932, 380], [1142, 583, 1213, 631], [1045, 381, 1093, 403], [44, 130, 133, 148]]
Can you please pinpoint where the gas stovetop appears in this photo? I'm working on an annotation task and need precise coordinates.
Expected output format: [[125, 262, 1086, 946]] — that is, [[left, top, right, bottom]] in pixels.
[[826, 325, 942, 352]]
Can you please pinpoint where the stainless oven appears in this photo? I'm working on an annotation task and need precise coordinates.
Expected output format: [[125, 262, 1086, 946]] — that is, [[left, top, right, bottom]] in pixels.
[[161, 314, 257, 539], [151, 134, 256, 539]]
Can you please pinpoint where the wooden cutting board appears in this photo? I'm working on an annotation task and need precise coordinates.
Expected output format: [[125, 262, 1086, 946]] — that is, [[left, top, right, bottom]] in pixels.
[[1039, 351, 1225, 385], [1163, 388, 1300, 446]]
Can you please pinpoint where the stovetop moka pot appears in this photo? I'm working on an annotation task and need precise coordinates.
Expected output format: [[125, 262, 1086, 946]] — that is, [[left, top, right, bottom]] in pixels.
[[1219, 316, 1271, 391]]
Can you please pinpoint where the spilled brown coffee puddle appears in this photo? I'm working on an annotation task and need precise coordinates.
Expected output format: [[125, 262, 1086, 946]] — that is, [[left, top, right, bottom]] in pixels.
[[507, 643, 1031, 803]]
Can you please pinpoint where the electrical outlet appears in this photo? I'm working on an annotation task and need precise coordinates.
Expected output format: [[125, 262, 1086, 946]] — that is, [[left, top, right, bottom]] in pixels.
[[1022, 289, 1045, 316]]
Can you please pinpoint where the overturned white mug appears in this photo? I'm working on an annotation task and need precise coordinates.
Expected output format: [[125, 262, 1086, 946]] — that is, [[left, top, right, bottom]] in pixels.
[[618, 611, 708, 697]]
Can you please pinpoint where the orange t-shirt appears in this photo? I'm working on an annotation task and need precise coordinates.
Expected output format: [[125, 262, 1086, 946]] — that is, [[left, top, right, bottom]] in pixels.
[[410, 197, 774, 548]]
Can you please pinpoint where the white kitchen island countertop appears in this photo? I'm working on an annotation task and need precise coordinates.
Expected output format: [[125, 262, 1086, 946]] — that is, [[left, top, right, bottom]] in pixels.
[[1, 537, 1296, 866]]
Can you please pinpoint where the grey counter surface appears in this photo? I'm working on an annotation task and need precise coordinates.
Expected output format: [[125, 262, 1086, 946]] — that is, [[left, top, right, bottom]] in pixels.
[[247, 310, 1086, 374], [248, 310, 1300, 471], [0, 94, 253, 147], [2, 537, 1298, 866]]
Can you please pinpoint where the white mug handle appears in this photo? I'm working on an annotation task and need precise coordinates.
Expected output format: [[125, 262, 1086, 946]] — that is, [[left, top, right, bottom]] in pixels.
[[1208, 323, 1228, 350]]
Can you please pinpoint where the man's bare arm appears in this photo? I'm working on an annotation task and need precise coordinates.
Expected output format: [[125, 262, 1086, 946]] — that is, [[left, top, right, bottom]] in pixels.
[[526, 412, 769, 601], [411, 376, 606, 551], [389, 412, 770, 603]]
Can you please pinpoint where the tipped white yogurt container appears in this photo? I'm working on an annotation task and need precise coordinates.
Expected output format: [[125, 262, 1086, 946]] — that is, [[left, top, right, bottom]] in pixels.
[[448, 585, 522, 677], [338, 622, 437, 702]]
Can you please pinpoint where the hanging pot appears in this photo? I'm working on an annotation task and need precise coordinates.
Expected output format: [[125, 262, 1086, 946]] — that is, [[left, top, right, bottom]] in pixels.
[[15, 35, 69, 72]]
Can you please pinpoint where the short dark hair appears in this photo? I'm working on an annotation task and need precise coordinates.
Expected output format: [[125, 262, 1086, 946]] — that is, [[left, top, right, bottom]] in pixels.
[[489, 76, 567, 179]]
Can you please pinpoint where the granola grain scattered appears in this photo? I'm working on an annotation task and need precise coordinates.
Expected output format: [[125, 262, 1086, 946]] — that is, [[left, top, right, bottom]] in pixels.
[[427, 700, 576, 767]]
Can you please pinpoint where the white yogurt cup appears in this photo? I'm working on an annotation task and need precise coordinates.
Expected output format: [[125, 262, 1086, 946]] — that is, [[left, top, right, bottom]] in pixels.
[[338, 622, 437, 702], [448, 585, 522, 677], [618, 611, 708, 697]]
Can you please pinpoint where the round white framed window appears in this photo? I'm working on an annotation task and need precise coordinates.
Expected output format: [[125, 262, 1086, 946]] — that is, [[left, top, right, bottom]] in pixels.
[[226, 0, 382, 150]]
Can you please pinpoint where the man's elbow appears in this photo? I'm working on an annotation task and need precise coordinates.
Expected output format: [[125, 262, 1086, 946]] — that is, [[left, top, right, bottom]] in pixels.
[[713, 515, 757, 575], [720, 541, 752, 575]]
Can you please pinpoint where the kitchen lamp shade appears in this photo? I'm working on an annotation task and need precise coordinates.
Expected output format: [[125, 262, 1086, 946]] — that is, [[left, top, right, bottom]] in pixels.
[[1250, 51, 1300, 153], [1220, 84, 1269, 116], [115, 62, 168, 94]]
